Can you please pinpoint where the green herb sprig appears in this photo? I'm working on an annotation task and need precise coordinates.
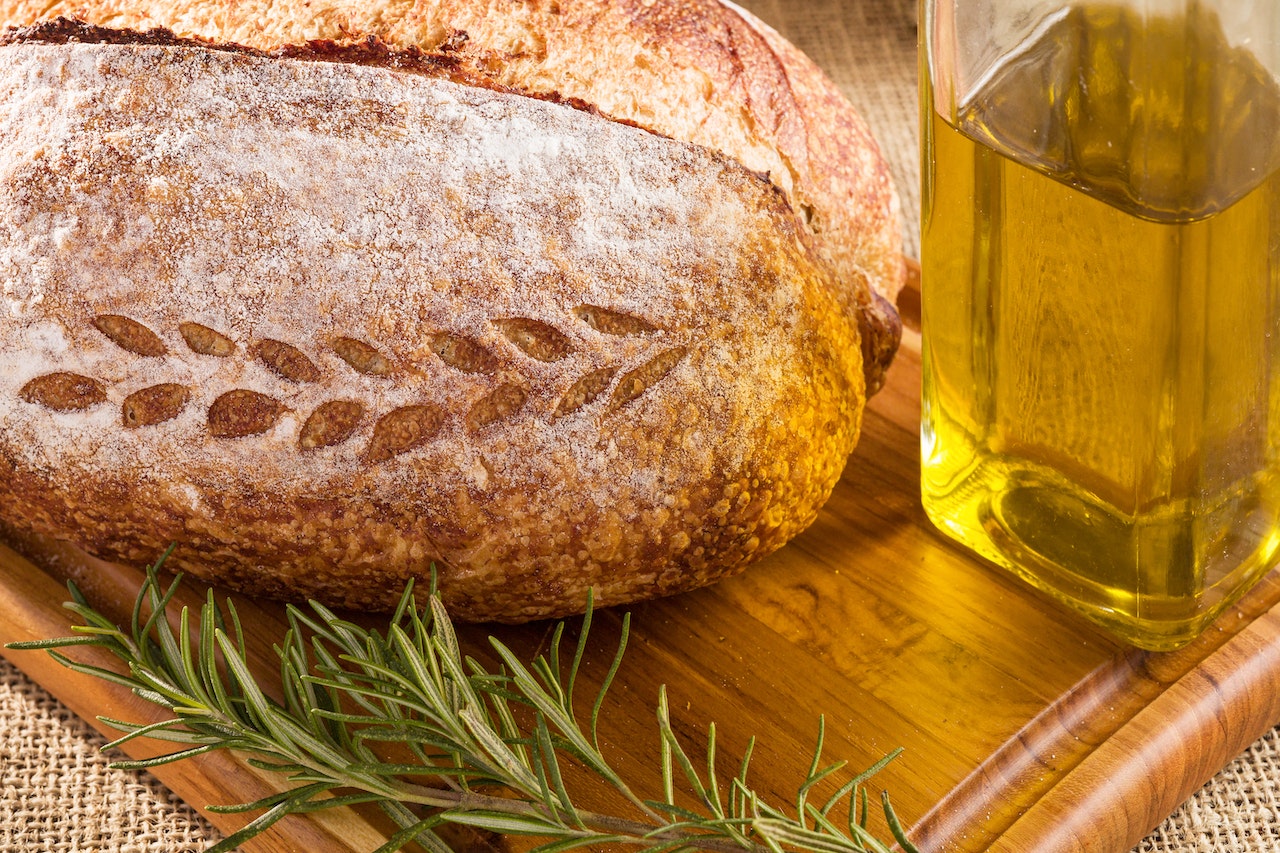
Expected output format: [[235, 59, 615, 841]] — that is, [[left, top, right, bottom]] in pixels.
[[7, 558, 918, 853]]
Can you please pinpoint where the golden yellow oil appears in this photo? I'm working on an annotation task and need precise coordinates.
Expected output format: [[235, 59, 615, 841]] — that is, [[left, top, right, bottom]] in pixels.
[[921, 3, 1280, 649]]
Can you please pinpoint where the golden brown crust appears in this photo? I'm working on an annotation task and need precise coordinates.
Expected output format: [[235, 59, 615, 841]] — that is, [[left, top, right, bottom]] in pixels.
[[0, 40, 864, 621], [0, 0, 902, 384]]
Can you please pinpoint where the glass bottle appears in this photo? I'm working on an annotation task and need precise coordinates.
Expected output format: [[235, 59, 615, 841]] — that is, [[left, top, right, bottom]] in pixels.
[[920, 0, 1280, 649]]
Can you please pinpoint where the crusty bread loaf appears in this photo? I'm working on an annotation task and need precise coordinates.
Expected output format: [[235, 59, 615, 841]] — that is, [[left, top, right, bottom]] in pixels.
[[0, 2, 901, 622]]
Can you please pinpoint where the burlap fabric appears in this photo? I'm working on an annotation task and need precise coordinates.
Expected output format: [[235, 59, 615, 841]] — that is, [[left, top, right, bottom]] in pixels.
[[0, 0, 1275, 850]]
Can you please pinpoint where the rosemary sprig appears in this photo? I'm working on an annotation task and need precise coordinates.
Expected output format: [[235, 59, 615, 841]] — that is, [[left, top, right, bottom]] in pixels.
[[7, 558, 919, 853]]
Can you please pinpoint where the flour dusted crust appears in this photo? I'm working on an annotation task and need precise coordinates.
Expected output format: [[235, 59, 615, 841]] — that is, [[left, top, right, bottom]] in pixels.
[[0, 38, 867, 620], [0, 0, 904, 386]]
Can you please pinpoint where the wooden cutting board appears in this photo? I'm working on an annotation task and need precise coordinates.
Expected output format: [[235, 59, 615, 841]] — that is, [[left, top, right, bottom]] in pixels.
[[6, 273, 1280, 853]]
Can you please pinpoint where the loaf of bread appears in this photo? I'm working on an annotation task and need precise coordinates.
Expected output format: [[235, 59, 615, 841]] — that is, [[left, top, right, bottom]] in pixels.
[[0, 1, 902, 622]]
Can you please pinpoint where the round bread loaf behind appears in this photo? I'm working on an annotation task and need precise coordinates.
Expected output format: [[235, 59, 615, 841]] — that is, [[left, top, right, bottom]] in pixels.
[[0, 0, 904, 389]]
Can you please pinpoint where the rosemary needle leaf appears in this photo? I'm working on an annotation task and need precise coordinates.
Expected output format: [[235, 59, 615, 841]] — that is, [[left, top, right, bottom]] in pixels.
[[428, 596, 463, 674], [534, 713, 580, 827], [752, 818, 862, 853], [4, 635, 106, 650], [805, 805, 889, 853], [540, 621, 569, 705], [883, 791, 922, 853], [288, 792, 393, 814], [630, 841, 700, 853], [565, 589, 593, 705], [820, 748, 903, 820], [733, 737, 756, 819], [44, 652, 144, 691], [98, 716, 201, 750], [371, 816, 445, 853], [798, 762, 849, 810], [656, 687, 710, 808], [206, 790, 298, 815], [243, 758, 309, 774], [108, 743, 222, 770], [390, 579, 418, 627], [63, 601, 124, 634], [591, 610, 630, 752], [659, 688, 677, 806], [643, 801, 709, 823], [378, 800, 456, 853], [205, 794, 316, 853], [528, 834, 629, 853], [847, 749, 905, 791], [442, 808, 563, 836], [485, 678, 526, 751]]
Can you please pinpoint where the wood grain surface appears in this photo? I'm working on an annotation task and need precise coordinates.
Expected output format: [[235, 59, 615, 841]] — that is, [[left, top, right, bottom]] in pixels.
[[6, 272, 1280, 853]]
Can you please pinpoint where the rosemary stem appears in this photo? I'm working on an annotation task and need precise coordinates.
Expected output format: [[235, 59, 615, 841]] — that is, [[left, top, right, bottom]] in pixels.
[[389, 782, 769, 852]]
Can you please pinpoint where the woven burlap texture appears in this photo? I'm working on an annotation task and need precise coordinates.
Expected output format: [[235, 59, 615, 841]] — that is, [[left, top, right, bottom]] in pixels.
[[0, 0, 1275, 850], [0, 658, 219, 851]]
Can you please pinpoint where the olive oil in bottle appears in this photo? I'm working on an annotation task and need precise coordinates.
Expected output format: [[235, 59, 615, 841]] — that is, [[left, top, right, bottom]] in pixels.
[[921, 3, 1280, 649]]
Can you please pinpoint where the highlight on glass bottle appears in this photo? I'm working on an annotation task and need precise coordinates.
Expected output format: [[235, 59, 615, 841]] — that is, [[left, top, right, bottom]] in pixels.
[[919, 0, 1280, 649]]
